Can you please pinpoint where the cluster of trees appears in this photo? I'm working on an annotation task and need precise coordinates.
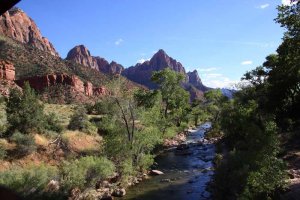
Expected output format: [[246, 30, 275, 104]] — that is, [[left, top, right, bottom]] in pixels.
[[87, 68, 192, 183], [213, 3, 300, 199], [0, 83, 63, 157]]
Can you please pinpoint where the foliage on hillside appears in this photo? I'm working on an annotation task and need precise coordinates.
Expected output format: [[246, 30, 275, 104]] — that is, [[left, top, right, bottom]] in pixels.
[[0, 69, 193, 198]]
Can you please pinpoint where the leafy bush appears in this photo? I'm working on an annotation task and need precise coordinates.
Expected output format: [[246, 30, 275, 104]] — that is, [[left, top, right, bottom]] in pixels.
[[5, 83, 63, 136], [213, 100, 287, 199], [44, 113, 63, 133], [10, 131, 36, 156], [137, 154, 154, 171], [68, 107, 97, 135], [6, 83, 45, 134], [0, 165, 58, 196], [60, 156, 115, 191]]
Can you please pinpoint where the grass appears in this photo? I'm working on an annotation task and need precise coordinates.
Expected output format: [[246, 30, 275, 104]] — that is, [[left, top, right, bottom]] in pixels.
[[62, 130, 102, 153], [44, 104, 76, 128]]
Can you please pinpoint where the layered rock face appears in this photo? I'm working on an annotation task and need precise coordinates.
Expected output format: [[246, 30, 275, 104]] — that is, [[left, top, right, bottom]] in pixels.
[[66, 45, 124, 75], [0, 60, 15, 81], [15, 73, 108, 97], [0, 8, 59, 56]]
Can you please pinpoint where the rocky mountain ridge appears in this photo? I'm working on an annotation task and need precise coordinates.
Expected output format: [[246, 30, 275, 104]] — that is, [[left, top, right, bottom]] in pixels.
[[66, 45, 124, 75], [0, 8, 59, 56], [0, 7, 210, 101], [122, 49, 210, 98], [65, 45, 210, 99]]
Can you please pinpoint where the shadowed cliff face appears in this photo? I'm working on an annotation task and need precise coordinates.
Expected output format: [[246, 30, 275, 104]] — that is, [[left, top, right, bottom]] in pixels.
[[187, 70, 210, 92], [0, 8, 59, 56], [66, 45, 124, 75]]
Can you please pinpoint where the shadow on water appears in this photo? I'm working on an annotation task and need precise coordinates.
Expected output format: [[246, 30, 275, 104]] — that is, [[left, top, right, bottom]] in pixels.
[[121, 123, 215, 200]]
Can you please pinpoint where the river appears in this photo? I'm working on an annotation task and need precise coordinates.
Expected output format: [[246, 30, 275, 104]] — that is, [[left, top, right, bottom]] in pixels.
[[122, 122, 215, 200]]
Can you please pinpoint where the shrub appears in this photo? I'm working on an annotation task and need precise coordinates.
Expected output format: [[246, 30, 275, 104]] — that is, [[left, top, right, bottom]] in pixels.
[[0, 142, 6, 160], [68, 107, 88, 131], [0, 165, 58, 196], [44, 113, 63, 133], [10, 131, 36, 156], [213, 153, 223, 167], [60, 156, 115, 191], [6, 83, 45, 134], [137, 154, 154, 171]]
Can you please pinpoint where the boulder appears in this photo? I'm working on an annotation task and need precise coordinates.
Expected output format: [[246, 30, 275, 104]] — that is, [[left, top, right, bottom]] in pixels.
[[150, 170, 164, 175]]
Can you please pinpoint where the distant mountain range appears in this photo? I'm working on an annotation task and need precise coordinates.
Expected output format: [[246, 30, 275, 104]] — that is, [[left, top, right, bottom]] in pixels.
[[0, 8, 224, 101], [66, 46, 211, 100]]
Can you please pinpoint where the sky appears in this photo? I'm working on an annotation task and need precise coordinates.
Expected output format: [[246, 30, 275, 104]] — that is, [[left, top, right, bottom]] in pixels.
[[17, 0, 290, 88]]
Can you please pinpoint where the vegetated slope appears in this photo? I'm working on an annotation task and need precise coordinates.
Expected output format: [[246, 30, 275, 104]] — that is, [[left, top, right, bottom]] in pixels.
[[0, 35, 109, 87]]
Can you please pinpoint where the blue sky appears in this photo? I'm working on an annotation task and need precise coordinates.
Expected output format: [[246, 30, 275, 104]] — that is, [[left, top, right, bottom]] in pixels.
[[18, 0, 288, 88]]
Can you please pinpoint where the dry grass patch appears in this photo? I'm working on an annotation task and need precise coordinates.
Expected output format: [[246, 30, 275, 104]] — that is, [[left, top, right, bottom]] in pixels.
[[62, 130, 102, 153], [34, 134, 49, 147], [44, 104, 76, 127]]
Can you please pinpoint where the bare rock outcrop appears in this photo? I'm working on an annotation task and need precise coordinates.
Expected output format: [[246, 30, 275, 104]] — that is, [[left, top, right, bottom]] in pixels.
[[0, 60, 20, 96], [0, 8, 59, 56], [0, 60, 15, 81]]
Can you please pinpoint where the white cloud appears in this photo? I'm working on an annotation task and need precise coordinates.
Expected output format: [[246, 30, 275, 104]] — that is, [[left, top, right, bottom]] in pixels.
[[241, 60, 253, 65], [137, 58, 150, 64], [197, 67, 219, 72], [282, 0, 298, 6], [203, 73, 223, 78], [114, 38, 123, 46], [259, 3, 270, 9], [201, 73, 239, 88]]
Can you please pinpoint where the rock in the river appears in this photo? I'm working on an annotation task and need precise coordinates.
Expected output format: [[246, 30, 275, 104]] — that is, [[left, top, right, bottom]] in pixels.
[[112, 188, 126, 197], [160, 179, 171, 183], [151, 170, 164, 175], [176, 143, 189, 150]]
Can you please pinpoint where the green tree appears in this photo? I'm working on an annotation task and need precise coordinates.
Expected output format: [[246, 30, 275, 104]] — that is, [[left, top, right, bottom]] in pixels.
[[151, 68, 190, 127], [6, 83, 45, 134]]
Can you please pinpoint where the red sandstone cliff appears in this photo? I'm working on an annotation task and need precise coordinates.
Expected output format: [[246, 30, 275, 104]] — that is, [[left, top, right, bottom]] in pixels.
[[0, 60, 15, 81], [15, 73, 108, 97], [0, 60, 20, 96], [0, 8, 59, 56]]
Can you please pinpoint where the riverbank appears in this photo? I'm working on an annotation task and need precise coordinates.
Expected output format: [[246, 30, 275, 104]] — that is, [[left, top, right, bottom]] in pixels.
[[120, 122, 215, 200], [70, 127, 198, 200]]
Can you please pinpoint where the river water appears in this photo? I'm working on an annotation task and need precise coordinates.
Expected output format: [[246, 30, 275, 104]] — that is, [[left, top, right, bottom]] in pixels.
[[122, 122, 215, 200]]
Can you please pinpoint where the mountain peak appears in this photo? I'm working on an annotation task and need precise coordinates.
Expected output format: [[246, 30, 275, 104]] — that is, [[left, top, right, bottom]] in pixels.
[[66, 45, 124, 75], [0, 8, 59, 56], [67, 45, 92, 58], [187, 70, 210, 92]]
